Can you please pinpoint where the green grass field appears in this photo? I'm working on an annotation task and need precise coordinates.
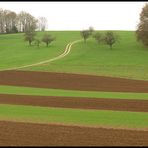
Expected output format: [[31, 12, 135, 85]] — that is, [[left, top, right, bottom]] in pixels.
[[23, 31, 148, 80], [0, 31, 148, 80], [0, 31, 148, 130], [0, 104, 148, 128], [0, 31, 80, 70], [0, 85, 148, 100]]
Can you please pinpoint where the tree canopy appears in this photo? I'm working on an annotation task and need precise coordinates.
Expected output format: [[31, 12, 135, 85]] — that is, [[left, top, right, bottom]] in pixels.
[[42, 34, 55, 47], [136, 4, 148, 47]]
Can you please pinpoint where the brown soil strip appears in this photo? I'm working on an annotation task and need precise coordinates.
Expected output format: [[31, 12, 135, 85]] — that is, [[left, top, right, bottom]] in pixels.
[[0, 94, 148, 112], [0, 120, 148, 146], [0, 70, 148, 93]]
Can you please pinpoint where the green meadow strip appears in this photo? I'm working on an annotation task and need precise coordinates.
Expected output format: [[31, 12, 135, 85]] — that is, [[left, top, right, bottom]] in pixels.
[[0, 31, 80, 69], [0, 85, 148, 100], [0, 104, 147, 128]]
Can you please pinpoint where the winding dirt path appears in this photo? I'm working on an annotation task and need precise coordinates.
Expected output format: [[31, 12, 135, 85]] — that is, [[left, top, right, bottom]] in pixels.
[[0, 39, 82, 71]]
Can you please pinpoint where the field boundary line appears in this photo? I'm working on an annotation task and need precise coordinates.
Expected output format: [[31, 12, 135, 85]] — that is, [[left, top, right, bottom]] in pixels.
[[0, 39, 82, 71], [0, 119, 148, 132]]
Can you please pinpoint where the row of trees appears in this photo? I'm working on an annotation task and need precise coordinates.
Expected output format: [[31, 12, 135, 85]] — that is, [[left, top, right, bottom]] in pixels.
[[0, 8, 48, 34], [80, 27, 119, 49], [24, 31, 55, 47], [80, 3, 148, 49]]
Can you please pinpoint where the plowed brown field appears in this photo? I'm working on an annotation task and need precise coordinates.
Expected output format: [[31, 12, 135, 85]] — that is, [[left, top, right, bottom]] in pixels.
[[0, 121, 148, 146], [0, 70, 148, 146], [0, 70, 148, 92], [0, 94, 148, 112]]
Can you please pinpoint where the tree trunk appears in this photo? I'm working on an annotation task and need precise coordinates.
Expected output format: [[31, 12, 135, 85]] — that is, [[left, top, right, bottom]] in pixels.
[[29, 40, 31, 46]]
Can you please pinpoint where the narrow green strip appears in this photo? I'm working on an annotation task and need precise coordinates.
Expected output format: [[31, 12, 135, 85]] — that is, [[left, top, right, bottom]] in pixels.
[[0, 104, 147, 128], [0, 85, 148, 100]]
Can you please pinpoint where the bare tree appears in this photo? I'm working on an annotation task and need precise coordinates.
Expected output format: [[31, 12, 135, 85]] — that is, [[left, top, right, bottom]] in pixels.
[[5, 10, 17, 33], [37, 17, 48, 31], [0, 9, 9, 33], [103, 31, 118, 49], [136, 3, 148, 47], [34, 38, 41, 47], [93, 32, 103, 44], [0, 8, 5, 33], [0, 9, 18, 33], [0, 8, 41, 34], [9, 11, 17, 33], [17, 11, 37, 32], [80, 30, 91, 43], [42, 34, 55, 47], [24, 30, 36, 46], [89, 26, 94, 35], [16, 11, 26, 32]]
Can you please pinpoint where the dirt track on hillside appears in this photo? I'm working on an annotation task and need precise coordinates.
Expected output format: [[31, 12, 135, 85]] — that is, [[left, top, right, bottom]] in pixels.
[[0, 94, 148, 112], [0, 70, 148, 92], [2, 40, 82, 71], [0, 121, 148, 146]]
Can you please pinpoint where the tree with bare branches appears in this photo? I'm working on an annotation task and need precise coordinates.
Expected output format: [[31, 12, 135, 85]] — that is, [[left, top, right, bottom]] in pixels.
[[42, 34, 55, 47], [37, 17, 48, 31], [80, 30, 91, 43], [136, 3, 148, 47], [103, 31, 118, 49]]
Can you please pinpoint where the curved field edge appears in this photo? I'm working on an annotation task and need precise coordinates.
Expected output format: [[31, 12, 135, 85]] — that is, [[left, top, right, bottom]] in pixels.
[[0, 85, 148, 100], [1, 94, 148, 112], [0, 104, 147, 129]]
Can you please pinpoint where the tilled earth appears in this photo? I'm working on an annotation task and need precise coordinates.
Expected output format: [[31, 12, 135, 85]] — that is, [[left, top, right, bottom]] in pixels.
[[0, 94, 148, 112], [0, 70, 148, 92], [0, 121, 148, 146], [0, 70, 148, 146]]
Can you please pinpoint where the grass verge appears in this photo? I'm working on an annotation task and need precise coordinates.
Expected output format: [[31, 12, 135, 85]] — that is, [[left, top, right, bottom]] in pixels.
[[0, 85, 148, 100], [0, 104, 147, 129]]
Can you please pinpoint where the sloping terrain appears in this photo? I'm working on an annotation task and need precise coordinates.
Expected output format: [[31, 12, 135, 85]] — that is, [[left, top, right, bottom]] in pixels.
[[0, 70, 148, 92], [0, 70, 148, 146], [0, 94, 148, 112]]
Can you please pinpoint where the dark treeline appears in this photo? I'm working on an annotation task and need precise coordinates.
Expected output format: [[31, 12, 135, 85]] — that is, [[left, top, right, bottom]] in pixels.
[[0, 8, 48, 34]]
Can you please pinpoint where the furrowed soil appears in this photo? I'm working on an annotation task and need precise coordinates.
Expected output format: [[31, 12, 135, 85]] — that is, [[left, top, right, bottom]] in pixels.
[[0, 70, 148, 146], [0, 70, 148, 92], [0, 94, 148, 112], [0, 121, 148, 146]]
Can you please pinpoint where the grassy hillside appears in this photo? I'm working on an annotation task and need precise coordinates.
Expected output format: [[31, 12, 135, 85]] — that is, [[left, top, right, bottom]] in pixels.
[[0, 31, 80, 70], [0, 31, 148, 80], [24, 31, 148, 80]]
